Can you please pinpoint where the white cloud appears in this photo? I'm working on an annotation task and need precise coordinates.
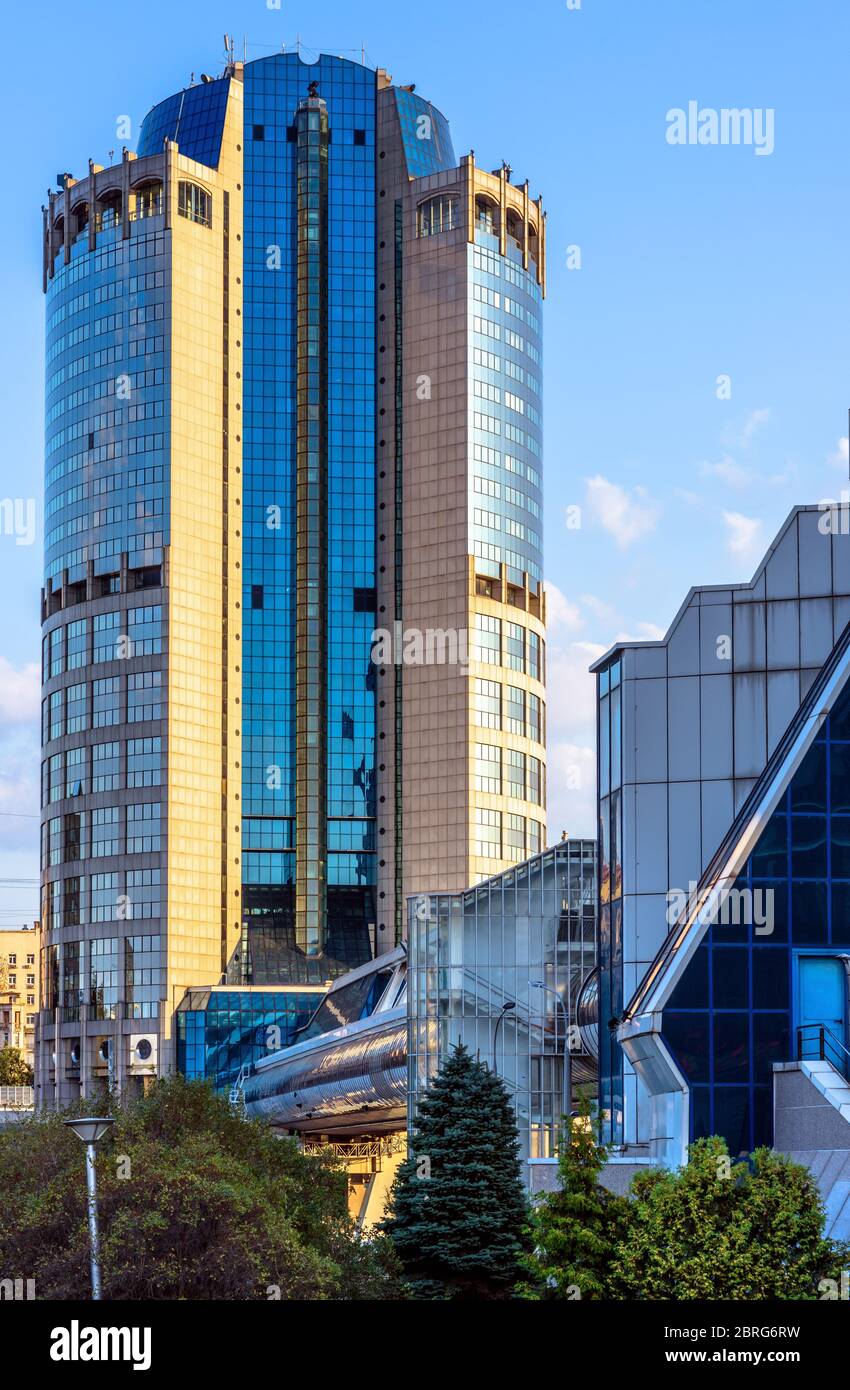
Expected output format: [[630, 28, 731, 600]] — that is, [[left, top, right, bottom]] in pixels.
[[546, 740, 596, 841], [544, 580, 584, 633], [0, 715, 40, 880], [630, 620, 666, 641], [699, 455, 753, 489], [828, 436, 849, 472], [584, 475, 659, 550], [723, 408, 770, 450], [579, 592, 622, 628], [544, 633, 604, 841], [723, 510, 764, 565], [0, 658, 39, 726], [542, 587, 668, 843], [546, 638, 606, 741]]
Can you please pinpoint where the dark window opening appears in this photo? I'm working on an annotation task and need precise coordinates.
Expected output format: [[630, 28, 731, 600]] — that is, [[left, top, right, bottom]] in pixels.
[[251, 584, 264, 610], [252, 124, 265, 141], [131, 566, 161, 591], [287, 125, 297, 143], [353, 587, 376, 612], [354, 129, 366, 146]]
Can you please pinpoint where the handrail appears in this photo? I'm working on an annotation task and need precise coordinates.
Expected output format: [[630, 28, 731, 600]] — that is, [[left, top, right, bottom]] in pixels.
[[797, 1023, 850, 1082], [625, 615, 850, 1022]]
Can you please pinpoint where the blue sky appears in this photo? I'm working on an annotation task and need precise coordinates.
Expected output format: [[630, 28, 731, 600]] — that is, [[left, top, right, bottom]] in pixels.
[[2, 0, 849, 921]]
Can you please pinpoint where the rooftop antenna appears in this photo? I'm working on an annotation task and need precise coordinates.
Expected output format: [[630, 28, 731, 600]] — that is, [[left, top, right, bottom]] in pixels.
[[243, 35, 247, 62]]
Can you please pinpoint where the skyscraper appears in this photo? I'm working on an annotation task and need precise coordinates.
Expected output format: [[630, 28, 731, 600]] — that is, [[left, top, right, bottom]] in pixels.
[[39, 53, 546, 1100]]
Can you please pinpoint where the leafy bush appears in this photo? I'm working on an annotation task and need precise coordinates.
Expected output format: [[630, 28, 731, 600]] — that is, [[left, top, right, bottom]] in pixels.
[[0, 1074, 400, 1300]]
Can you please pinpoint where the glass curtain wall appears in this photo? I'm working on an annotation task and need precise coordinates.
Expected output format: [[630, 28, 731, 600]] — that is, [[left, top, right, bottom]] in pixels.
[[408, 841, 597, 1163]]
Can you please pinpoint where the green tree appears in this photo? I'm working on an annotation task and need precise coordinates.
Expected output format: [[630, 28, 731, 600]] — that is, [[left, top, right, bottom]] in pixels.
[[0, 1074, 400, 1300], [381, 1043, 528, 1299], [0, 1047, 33, 1086], [518, 1092, 628, 1300], [611, 1136, 846, 1300]]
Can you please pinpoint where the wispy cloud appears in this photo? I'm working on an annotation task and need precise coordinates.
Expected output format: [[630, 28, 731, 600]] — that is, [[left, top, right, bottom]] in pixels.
[[627, 620, 666, 642], [584, 475, 659, 549], [544, 580, 584, 633], [0, 658, 39, 726], [699, 454, 754, 489], [579, 592, 622, 627], [828, 436, 849, 472], [723, 510, 764, 564], [722, 407, 770, 451]]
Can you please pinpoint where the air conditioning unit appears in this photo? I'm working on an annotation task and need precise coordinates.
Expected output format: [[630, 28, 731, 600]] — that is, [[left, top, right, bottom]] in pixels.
[[128, 1034, 158, 1072], [92, 1037, 112, 1071], [69, 1040, 81, 1068]]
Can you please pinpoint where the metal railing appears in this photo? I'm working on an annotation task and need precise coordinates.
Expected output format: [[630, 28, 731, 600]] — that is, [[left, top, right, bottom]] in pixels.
[[797, 1024, 850, 1083], [0, 1086, 34, 1110]]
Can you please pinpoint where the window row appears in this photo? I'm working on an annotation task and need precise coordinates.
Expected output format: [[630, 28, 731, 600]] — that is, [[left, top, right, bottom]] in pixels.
[[42, 871, 162, 927], [473, 743, 546, 805], [42, 607, 163, 678], [42, 933, 164, 1021], [473, 316, 541, 366], [42, 671, 162, 742], [42, 804, 162, 866], [42, 737, 161, 805], [472, 441, 541, 490], [473, 614, 544, 680], [474, 807, 544, 862], [473, 678, 545, 742]]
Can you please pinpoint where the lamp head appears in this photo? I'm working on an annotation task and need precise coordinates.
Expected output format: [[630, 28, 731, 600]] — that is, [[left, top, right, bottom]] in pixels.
[[63, 1117, 114, 1145]]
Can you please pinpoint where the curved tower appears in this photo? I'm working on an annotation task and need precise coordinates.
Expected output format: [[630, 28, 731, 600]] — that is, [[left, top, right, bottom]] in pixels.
[[38, 52, 547, 1097], [40, 80, 244, 1102], [374, 86, 548, 936]]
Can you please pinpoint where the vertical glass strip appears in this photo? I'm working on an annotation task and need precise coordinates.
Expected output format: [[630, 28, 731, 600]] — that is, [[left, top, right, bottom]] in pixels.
[[295, 92, 329, 955]]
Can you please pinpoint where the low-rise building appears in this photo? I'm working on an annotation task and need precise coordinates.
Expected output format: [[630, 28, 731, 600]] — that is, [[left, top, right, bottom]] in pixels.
[[0, 925, 40, 1070]]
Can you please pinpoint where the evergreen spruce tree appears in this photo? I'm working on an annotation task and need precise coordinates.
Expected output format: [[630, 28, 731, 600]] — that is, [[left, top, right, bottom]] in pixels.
[[381, 1043, 528, 1299], [518, 1091, 627, 1300]]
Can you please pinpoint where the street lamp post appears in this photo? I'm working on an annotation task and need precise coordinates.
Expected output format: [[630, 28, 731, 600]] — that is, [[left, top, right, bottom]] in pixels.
[[529, 979, 571, 1126], [492, 1000, 516, 1075], [64, 1117, 114, 1300]]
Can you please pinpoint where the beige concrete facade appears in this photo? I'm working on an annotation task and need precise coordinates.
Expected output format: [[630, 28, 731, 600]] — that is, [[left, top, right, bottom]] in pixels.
[[39, 74, 245, 1102], [375, 87, 547, 936], [162, 86, 244, 1039]]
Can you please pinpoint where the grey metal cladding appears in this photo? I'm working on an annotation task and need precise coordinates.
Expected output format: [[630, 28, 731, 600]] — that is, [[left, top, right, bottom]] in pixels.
[[634, 678, 668, 781], [733, 671, 767, 778], [766, 599, 800, 669], [699, 673, 733, 778], [668, 677, 700, 781]]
